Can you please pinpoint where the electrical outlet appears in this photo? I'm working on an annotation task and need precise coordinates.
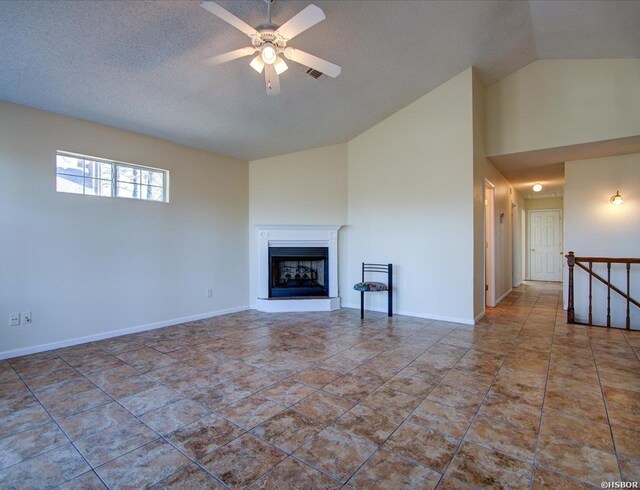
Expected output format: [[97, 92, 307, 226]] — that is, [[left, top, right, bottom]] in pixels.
[[10, 313, 20, 326], [206, 288, 213, 298], [21, 312, 32, 324]]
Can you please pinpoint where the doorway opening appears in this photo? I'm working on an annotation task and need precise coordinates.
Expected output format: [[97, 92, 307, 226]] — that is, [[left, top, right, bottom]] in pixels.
[[484, 180, 496, 307], [528, 209, 563, 282]]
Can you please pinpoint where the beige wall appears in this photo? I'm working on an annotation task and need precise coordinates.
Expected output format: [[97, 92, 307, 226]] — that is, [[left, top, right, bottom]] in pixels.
[[344, 68, 476, 323], [248, 143, 348, 305], [485, 59, 640, 157], [473, 69, 522, 318], [525, 197, 563, 210], [564, 153, 640, 327], [0, 101, 249, 357]]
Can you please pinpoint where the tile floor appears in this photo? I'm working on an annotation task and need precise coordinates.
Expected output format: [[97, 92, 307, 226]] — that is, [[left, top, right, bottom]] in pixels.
[[0, 281, 639, 489]]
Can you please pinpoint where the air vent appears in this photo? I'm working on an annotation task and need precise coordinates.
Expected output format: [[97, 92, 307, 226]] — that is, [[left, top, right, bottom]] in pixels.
[[306, 68, 325, 80]]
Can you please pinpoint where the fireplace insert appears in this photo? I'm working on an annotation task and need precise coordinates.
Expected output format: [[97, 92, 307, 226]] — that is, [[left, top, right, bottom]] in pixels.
[[269, 247, 329, 298]]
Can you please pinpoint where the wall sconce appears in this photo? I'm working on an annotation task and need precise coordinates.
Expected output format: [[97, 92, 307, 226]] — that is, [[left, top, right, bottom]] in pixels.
[[610, 190, 624, 206]]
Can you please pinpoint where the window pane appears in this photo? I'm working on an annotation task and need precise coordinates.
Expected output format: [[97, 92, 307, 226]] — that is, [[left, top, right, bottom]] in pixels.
[[85, 160, 112, 180], [84, 178, 113, 197], [56, 174, 84, 194], [56, 154, 85, 177], [139, 185, 164, 202], [117, 165, 141, 184], [141, 169, 163, 187], [116, 181, 138, 199]]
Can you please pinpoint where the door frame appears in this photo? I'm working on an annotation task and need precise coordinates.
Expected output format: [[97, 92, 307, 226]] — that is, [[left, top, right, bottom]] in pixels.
[[527, 208, 563, 282], [484, 179, 496, 307], [521, 209, 527, 282]]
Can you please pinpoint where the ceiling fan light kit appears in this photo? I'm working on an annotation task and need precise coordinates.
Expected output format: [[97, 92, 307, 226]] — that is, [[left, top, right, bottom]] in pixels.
[[201, 0, 341, 95]]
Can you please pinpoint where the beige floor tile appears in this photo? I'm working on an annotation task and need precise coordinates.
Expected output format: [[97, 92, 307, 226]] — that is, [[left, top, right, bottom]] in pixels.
[[426, 383, 486, 413], [140, 398, 209, 435], [446, 441, 532, 489], [250, 408, 324, 453], [383, 419, 459, 473], [0, 444, 89, 490], [531, 466, 597, 489], [95, 440, 190, 489], [293, 391, 355, 424], [258, 379, 317, 406], [536, 436, 620, 486], [150, 464, 226, 489], [248, 456, 340, 489], [465, 414, 538, 463], [409, 399, 474, 439], [0, 421, 68, 469], [294, 426, 377, 483], [58, 401, 133, 441], [167, 413, 245, 461], [218, 395, 286, 430], [360, 386, 421, 421], [539, 408, 614, 453], [348, 449, 442, 489], [200, 433, 286, 489], [56, 470, 107, 489], [74, 419, 158, 467], [334, 403, 401, 446]]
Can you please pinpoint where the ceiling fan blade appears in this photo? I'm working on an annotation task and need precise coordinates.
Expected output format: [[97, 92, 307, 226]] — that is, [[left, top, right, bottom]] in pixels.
[[283, 48, 341, 78], [204, 46, 256, 66], [201, 1, 258, 37], [264, 64, 281, 95], [275, 4, 325, 41]]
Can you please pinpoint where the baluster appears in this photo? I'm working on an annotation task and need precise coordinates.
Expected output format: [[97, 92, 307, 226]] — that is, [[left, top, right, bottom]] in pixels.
[[627, 262, 631, 330], [588, 261, 593, 325], [607, 262, 611, 328], [567, 252, 575, 324]]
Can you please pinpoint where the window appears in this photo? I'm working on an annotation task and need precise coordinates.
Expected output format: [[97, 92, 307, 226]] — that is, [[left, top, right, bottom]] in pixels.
[[56, 151, 169, 202]]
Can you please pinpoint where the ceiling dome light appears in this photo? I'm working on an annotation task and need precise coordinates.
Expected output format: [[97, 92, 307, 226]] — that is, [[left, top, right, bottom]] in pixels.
[[261, 43, 277, 65], [610, 190, 624, 206], [532, 183, 543, 192]]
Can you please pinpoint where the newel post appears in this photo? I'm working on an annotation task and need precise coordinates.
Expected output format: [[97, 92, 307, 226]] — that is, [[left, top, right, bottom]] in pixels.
[[566, 251, 576, 324]]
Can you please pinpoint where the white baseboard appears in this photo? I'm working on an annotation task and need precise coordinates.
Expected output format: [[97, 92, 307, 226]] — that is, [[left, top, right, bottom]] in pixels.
[[0, 305, 250, 360], [341, 303, 475, 325], [474, 311, 486, 323], [495, 288, 513, 305], [513, 281, 522, 288]]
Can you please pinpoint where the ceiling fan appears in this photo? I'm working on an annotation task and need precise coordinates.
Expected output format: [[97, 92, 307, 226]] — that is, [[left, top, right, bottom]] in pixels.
[[201, 0, 341, 95]]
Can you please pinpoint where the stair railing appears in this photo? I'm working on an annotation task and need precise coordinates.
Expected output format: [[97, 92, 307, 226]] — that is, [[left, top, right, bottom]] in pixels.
[[566, 251, 639, 329]]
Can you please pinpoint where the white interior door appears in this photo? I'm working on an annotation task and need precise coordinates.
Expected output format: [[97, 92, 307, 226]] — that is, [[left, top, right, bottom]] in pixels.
[[529, 209, 562, 281]]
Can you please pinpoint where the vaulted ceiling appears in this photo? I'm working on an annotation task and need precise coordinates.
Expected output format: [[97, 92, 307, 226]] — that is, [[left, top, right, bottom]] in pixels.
[[0, 0, 638, 161]]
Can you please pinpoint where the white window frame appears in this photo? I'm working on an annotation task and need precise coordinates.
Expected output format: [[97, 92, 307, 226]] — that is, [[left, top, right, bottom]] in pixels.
[[56, 150, 170, 203]]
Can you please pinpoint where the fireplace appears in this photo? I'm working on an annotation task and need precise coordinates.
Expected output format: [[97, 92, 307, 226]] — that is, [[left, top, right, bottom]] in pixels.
[[256, 224, 342, 312], [269, 247, 329, 298]]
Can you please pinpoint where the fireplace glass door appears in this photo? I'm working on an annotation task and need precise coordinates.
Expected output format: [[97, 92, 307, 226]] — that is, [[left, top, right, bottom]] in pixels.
[[269, 247, 329, 298]]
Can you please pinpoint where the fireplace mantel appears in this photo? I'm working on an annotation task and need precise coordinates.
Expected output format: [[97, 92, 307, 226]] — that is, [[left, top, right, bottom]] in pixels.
[[256, 224, 342, 312]]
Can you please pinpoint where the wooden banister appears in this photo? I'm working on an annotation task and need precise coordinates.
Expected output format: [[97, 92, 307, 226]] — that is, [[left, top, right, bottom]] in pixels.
[[566, 251, 638, 330]]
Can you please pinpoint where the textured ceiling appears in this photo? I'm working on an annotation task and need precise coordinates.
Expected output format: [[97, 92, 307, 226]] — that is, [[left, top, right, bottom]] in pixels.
[[0, 0, 638, 161]]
